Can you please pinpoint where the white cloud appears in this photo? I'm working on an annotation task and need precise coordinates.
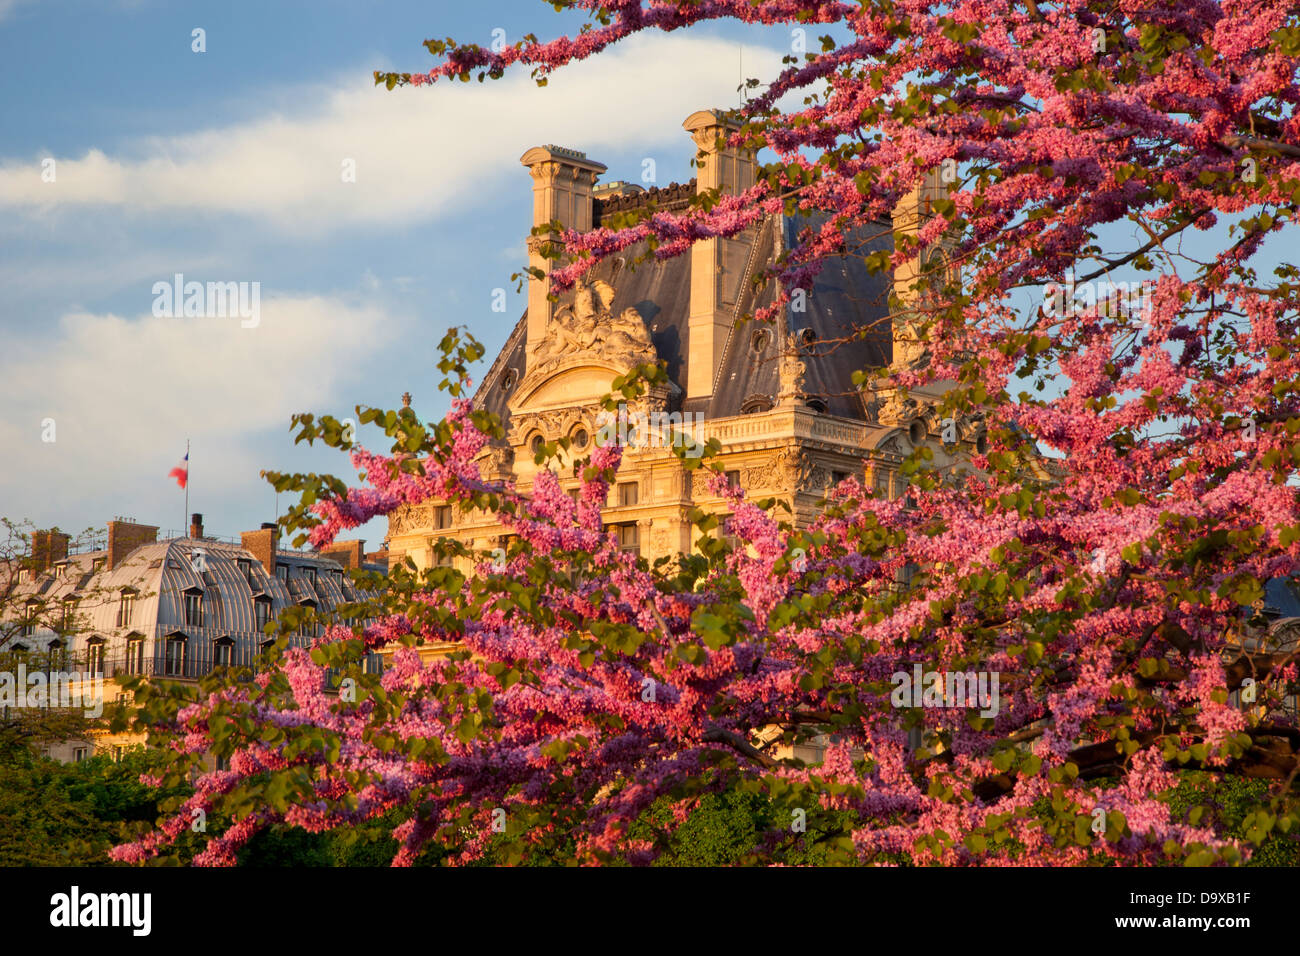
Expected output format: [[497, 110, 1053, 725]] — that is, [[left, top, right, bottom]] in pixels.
[[0, 32, 783, 233], [0, 292, 410, 510], [0, 0, 31, 22]]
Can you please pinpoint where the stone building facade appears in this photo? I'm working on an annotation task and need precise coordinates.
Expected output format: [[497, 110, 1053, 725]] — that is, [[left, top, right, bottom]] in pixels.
[[387, 109, 980, 571], [1, 515, 382, 762]]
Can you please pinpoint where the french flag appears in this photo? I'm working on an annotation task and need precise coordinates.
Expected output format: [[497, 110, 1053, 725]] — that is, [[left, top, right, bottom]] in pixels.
[[169, 452, 189, 489]]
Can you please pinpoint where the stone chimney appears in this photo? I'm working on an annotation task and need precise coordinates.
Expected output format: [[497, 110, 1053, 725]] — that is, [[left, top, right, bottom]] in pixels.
[[107, 520, 158, 571], [31, 530, 71, 572], [189, 513, 204, 540], [240, 523, 278, 576], [683, 109, 757, 400], [519, 145, 607, 357], [319, 539, 364, 570], [890, 166, 950, 369]]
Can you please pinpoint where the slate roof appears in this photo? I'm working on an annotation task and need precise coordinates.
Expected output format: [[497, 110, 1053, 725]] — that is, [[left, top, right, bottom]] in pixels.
[[1, 539, 373, 673], [472, 204, 895, 434]]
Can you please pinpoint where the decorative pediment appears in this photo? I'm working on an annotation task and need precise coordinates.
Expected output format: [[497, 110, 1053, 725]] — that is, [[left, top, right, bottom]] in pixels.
[[513, 276, 657, 410]]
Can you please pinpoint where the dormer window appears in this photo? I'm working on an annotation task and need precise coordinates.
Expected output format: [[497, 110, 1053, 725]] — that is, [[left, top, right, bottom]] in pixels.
[[163, 633, 187, 677], [183, 589, 204, 628], [17, 569, 30, 584], [275, 563, 289, 584], [53, 562, 68, 579], [213, 637, 234, 669], [237, 558, 258, 588], [21, 598, 38, 637], [254, 596, 271, 632], [124, 634, 145, 674], [116, 589, 136, 627], [61, 597, 76, 631], [86, 637, 105, 675], [298, 600, 318, 637]]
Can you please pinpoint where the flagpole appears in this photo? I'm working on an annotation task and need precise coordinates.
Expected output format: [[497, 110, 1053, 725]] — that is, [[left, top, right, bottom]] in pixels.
[[184, 438, 190, 538]]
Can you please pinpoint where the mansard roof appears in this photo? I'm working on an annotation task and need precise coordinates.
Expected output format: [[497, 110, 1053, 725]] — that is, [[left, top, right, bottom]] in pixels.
[[472, 212, 894, 434], [2, 538, 359, 649]]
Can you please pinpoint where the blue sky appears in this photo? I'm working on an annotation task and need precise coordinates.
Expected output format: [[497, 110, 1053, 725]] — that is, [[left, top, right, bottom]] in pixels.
[[3, 2, 1283, 551], [0, 0, 789, 548]]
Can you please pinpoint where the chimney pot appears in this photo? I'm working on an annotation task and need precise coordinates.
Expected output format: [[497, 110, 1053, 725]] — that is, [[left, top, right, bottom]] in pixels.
[[190, 513, 204, 539]]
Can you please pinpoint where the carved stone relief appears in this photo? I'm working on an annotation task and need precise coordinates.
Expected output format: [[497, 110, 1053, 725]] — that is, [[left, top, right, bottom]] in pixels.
[[525, 276, 657, 378], [389, 502, 435, 535]]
